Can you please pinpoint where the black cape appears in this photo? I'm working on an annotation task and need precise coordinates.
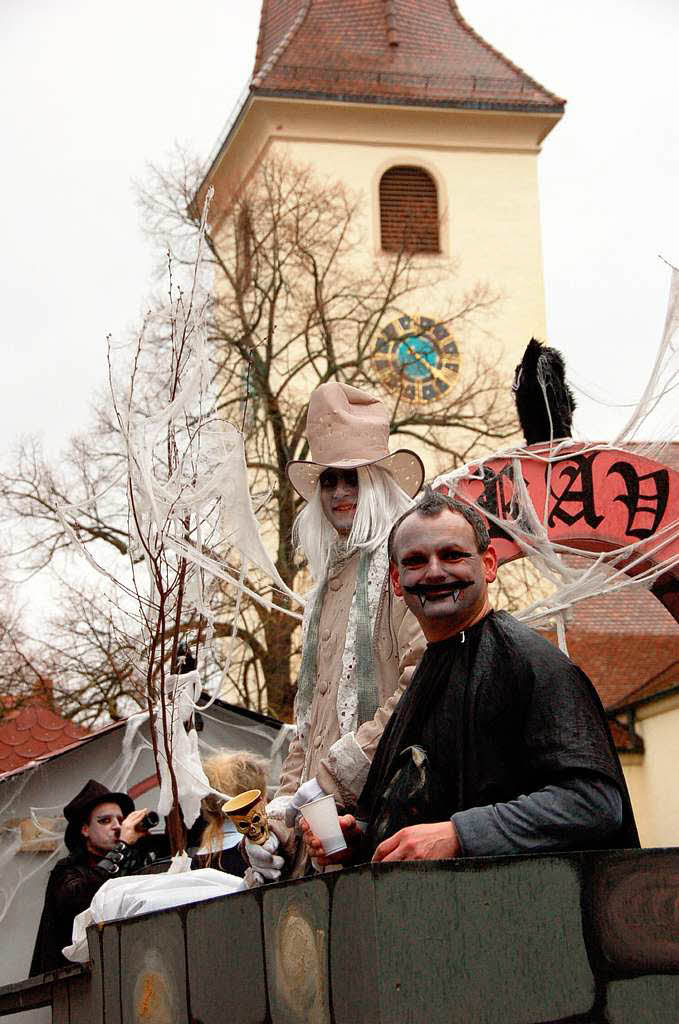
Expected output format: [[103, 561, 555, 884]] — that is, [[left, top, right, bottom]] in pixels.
[[360, 611, 639, 856]]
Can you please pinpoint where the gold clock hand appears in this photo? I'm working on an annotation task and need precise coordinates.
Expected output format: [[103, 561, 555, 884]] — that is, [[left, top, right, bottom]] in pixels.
[[401, 339, 453, 383], [400, 339, 436, 375]]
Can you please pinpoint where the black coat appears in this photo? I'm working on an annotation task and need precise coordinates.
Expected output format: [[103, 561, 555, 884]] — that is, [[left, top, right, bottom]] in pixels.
[[191, 844, 247, 876], [30, 851, 109, 975], [30, 836, 162, 976]]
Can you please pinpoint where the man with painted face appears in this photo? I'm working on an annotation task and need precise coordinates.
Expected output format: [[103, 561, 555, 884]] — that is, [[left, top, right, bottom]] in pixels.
[[303, 489, 639, 866], [262, 381, 426, 879], [30, 780, 155, 974]]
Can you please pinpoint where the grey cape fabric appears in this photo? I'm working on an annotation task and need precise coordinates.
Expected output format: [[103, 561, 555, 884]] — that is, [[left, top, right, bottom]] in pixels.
[[359, 611, 639, 857]]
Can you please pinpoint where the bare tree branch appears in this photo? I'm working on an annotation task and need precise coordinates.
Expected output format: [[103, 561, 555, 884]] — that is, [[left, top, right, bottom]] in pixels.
[[1, 149, 522, 725]]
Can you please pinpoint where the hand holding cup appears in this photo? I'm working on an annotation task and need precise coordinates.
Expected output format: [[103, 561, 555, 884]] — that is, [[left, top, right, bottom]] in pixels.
[[301, 812, 362, 867]]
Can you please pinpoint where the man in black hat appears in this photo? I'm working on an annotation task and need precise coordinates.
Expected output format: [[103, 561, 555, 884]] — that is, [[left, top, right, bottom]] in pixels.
[[30, 780, 153, 975]]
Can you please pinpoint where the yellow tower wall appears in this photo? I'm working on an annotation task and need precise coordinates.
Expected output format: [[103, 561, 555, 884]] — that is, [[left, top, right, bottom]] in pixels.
[[209, 96, 557, 373], [621, 696, 679, 848]]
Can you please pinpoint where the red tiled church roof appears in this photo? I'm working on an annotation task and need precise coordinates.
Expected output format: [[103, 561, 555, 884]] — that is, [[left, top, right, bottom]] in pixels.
[[0, 701, 89, 776], [251, 0, 565, 112]]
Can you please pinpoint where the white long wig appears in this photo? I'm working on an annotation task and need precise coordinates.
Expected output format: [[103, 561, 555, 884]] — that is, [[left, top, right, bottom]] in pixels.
[[293, 464, 413, 581]]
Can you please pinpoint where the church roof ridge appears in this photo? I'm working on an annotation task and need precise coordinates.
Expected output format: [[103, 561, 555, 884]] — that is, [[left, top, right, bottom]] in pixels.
[[249, 0, 565, 114], [252, 1, 313, 89]]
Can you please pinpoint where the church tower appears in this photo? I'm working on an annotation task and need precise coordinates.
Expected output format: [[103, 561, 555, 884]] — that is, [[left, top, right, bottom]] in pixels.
[[199, 0, 564, 467]]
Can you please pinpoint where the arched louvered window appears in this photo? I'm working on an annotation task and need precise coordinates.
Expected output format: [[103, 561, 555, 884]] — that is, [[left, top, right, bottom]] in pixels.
[[379, 166, 440, 254]]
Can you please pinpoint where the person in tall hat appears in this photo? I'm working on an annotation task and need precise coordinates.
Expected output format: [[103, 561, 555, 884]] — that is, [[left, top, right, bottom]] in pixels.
[[261, 381, 427, 879], [30, 780, 155, 975]]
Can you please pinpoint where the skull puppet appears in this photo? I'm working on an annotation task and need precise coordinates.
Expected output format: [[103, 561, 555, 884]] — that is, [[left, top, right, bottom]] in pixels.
[[222, 789, 269, 845]]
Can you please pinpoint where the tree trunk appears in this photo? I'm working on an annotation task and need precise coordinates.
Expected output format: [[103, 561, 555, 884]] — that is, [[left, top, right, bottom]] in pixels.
[[261, 610, 297, 721]]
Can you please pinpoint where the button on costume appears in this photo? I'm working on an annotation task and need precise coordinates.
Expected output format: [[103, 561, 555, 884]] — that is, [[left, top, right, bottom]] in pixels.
[[268, 382, 426, 876]]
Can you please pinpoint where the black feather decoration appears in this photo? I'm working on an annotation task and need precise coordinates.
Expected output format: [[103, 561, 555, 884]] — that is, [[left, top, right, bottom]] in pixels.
[[513, 338, 576, 445]]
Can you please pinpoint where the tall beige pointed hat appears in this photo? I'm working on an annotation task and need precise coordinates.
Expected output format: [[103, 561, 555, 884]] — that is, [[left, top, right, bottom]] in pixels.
[[286, 382, 424, 501]]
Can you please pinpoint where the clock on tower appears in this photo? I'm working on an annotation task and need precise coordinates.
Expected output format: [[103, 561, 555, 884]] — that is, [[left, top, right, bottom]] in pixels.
[[371, 315, 460, 404]]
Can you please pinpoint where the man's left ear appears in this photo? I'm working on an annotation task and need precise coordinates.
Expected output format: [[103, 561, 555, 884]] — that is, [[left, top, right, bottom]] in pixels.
[[389, 560, 403, 597], [482, 545, 498, 584]]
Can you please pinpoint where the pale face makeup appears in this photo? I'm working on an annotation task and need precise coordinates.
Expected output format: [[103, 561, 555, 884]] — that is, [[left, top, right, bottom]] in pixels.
[[81, 801, 124, 855], [390, 510, 497, 641], [319, 467, 359, 536]]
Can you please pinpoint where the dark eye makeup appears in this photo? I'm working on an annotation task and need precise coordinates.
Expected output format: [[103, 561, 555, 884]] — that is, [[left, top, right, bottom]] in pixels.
[[319, 468, 359, 489]]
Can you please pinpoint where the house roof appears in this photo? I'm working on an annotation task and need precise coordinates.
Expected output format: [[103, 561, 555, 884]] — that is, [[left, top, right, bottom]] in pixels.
[[564, 584, 678, 639], [251, 0, 565, 113], [608, 657, 679, 713], [0, 696, 284, 783], [0, 701, 90, 777], [554, 630, 679, 710]]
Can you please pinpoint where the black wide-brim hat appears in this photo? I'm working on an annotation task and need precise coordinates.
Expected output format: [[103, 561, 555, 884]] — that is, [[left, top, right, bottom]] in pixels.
[[63, 779, 135, 852]]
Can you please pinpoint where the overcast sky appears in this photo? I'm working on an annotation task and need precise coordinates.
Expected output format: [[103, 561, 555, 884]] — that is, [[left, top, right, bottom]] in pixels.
[[2, 0, 678, 462]]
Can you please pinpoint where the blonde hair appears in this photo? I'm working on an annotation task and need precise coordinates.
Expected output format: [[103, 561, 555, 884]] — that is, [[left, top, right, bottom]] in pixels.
[[199, 750, 269, 865]]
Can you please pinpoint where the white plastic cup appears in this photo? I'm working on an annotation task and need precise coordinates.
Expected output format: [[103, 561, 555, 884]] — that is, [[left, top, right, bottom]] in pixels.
[[299, 794, 347, 855]]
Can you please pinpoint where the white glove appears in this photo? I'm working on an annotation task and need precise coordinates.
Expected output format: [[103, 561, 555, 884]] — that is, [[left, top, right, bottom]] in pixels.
[[284, 777, 325, 828], [243, 833, 284, 887]]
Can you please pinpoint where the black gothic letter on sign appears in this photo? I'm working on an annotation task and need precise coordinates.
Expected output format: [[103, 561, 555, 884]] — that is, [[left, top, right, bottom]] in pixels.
[[548, 454, 604, 529], [607, 462, 670, 539], [477, 464, 519, 541]]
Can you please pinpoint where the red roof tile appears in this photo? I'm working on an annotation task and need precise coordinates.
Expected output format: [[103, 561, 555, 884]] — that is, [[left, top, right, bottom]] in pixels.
[[608, 657, 679, 711], [251, 0, 565, 112], [541, 627, 679, 711], [0, 702, 89, 776], [565, 584, 678, 637]]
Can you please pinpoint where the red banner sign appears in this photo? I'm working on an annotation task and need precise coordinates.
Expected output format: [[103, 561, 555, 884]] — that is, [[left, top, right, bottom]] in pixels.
[[440, 444, 679, 624]]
